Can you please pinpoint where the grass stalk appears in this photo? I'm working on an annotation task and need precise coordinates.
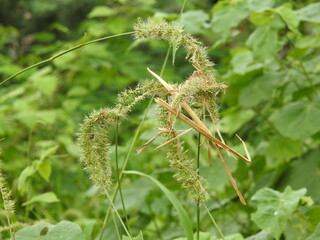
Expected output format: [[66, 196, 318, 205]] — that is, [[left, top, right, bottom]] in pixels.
[[0, 32, 134, 86], [98, 95, 156, 240], [98, 47, 171, 240], [111, 211, 121, 240], [203, 204, 225, 240], [196, 132, 201, 240], [105, 192, 132, 240], [115, 121, 132, 235]]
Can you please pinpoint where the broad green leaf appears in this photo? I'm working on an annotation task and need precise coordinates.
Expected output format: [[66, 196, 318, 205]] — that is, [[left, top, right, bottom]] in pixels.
[[201, 151, 238, 192], [231, 49, 253, 74], [15, 221, 86, 240], [250, 10, 275, 26], [114, 178, 154, 212], [62, 99, 81, 113], [58, 135, 80, 157], [246, 0, 274, 12], [124, 170, 194, 240], [175, 232, 244, 240], [275, 3, 299, 34], [251, 187, 307, 240], [40, 145, 58, 161], [67, 86, 89, 97], [122, 232, 144, 240], [29, 67, 58, 97], [0, 86, 25, 103], [239, 73, 278, 107], [306, 206, 320, 230], [88, 6, 115, 18], [265, 136, 301, 161], [245, 231, 273, 240], [246, 26, 281, 63], [279, 150, 320, 202], [295, 35, 320, 49], [179, 10, 209, 34], [38, 159, 52, 181], [296, 3, 320, 23], [18, 165, 37, 195], [22, 192, 60, 206], [306, 224, 320, 240], [220, 107, 255, 135], [83, 220, 97, 240], [231, 48, 262, 74], [211, 1, 248, 40], [270, 99, 320, 140]]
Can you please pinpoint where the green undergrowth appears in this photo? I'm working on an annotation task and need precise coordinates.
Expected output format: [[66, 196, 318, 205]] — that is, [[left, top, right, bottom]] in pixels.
[[0, 0, 320, 240]]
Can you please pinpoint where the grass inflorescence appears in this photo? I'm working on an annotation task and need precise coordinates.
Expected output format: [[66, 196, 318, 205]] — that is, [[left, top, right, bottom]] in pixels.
[[78, 18, 250, 207]]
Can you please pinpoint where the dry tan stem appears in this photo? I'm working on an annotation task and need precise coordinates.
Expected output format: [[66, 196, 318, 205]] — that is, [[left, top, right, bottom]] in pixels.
[[155, 98, 251, 163], [148, 68, 251, 161], [207, 140, 213, 166], [149, 68, 249, 205], [213, 143, 247, 205], [236, 134, 251, 163], [137, 132, 163, 153], [155, 128, 193, 150]]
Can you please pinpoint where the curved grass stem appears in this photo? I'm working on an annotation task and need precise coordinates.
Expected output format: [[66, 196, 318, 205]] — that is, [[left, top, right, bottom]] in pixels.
[[196, 132, 201, 240], [115, 121, 132, 235], [105, 192, 133, 240], [98, 46, 171, 240], [0, 31, 134, 86], [203, 204, 225, 240]]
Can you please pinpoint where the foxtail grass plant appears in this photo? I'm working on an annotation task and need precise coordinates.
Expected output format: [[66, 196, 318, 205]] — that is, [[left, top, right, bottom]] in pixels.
[[78, 18, 250, 238], [0, 159, 16, 240], [3, 17, 251, 239]]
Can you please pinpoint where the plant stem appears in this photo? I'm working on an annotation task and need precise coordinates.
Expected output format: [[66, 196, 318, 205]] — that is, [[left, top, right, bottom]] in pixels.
[[203, 204, 225, 240], [115, 120, 132, 235], [6, 216, 14, 240], [180, 0, 187, 15], [99, 46, 170, 240], [1, 31, 134, 86], [105, 192, 133, 240], [196, 132, 201, 240], [111, 211, 121, 240], [99, 97, 155, 240]]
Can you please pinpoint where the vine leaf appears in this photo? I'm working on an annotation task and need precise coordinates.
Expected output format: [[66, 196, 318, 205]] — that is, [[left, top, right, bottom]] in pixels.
[[270, 99, 320, 140], [15, 221, 86, 240], [251, 187, 307, 240]]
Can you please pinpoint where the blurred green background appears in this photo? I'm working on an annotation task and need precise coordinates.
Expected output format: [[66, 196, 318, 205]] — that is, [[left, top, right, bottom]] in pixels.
[[0, 0, 320, 239]]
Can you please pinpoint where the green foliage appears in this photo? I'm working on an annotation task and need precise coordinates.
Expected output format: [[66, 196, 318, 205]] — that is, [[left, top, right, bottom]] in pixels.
[[125, 170, 193, 240], [0, 0, 320, 239], [251, 187, 307, 240], [15, 221, 86, 240]]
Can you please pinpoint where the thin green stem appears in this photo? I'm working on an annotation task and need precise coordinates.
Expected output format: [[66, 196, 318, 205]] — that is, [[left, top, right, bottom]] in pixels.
[[6, 216, 14, 240], [160, 46, 171, 77], [203, 204, 225, 240], [196, 132, 201, 240], [99, 44, 170, 239], [98, 97, 155, 240], [1, 31, 134, 86], [180, 0, 187, 15], [105, 192, 132, 240], [115, 121, 132, 235], [111, 211, 122, 240]]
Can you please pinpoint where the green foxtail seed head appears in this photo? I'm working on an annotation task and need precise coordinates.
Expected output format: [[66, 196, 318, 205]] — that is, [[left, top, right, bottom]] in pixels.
[[0, 162, 15, 219], [157, 106, 209, 203], [78, 81, 158, 195], [134, 18, 217, 81]]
